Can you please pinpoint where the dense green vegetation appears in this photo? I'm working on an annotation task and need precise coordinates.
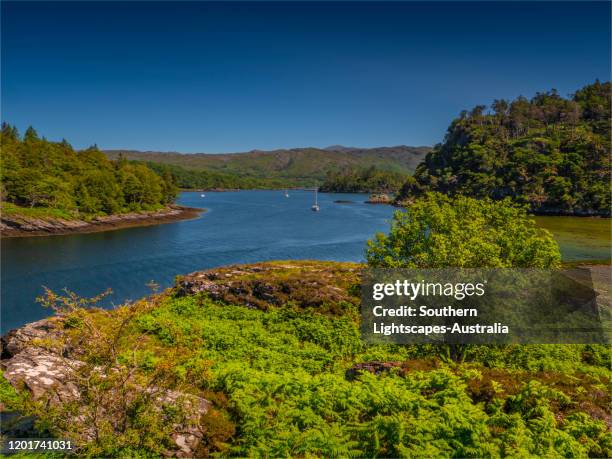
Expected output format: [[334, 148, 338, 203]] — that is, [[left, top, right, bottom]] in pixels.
[[6, 262, 609, 457], [144, 161, 291, 190], [105, 145, 430, 188], [135, 293, 611, 457], [320, 166, 408, 193], [0, 124, 178, 217], [367, 193, 561, 269], [398, 81, 611, 216]]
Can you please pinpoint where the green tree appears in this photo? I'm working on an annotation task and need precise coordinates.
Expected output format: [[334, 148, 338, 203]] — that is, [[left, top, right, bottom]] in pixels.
[[366, 193, 561, 269], [29, 176, 75, 209], [160, 169, 179, 203], [366, 193, 562, 363], [23, 126, 39, 142]]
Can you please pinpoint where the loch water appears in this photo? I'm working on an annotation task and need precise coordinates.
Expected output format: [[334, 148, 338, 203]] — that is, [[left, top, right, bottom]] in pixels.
[[1, 191, 393, 332], [2, 191, 610, 332]]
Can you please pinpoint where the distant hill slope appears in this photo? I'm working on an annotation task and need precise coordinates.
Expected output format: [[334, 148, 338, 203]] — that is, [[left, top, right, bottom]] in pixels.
[[104, 146, 431, 185]]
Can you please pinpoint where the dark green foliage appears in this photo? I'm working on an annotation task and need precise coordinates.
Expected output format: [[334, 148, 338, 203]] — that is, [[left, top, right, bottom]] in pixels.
[[320, 166, 408, 193], [0, 126, 178, 216], [398, 81, 611, 215], [144, 161, 291, 190]]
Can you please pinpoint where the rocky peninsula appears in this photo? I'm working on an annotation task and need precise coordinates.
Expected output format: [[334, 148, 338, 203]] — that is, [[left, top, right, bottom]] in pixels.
[[0, 205, 203, 238]]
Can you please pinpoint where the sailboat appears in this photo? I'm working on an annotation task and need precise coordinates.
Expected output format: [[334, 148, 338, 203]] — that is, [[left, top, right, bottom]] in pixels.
[[311, 187, 320, 212], [284, 189, 289, 198]]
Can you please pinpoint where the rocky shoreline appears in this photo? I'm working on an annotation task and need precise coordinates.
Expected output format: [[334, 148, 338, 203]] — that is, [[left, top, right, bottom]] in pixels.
[[0, 205, 204, 238], [393, 198, 612, 216]]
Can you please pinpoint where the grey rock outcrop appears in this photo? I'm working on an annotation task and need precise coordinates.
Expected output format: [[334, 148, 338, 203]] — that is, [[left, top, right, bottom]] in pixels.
[[0, 317, 210, 457]]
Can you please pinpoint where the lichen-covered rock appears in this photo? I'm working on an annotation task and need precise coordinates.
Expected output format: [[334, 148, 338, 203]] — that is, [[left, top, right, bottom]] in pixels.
[[365, 193, 393, 204], [1, 347, 81, 402], [1, 317, 63, 359], [175, 261, 362, 313], [0, 317, 211, 457]]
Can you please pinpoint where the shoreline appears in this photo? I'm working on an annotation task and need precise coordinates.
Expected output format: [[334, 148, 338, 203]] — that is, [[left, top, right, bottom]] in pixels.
[[391, 201, 611, 217], [0, 205, 204, 238]]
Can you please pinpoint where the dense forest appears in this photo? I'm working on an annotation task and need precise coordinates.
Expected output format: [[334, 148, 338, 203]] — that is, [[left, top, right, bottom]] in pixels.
[[320, 166, 408, 193], [397, 81, 611, 215], [0, 124, 177, 217], [144, 162, 291, 190]]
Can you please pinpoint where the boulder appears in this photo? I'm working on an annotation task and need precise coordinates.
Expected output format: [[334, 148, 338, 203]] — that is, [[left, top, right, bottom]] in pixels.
[[1, 347, 80, 402], [175, 261, 361, 313], [1, 317, 63, 359]]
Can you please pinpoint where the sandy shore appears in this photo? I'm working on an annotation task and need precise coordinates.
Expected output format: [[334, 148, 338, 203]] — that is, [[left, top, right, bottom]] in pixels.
[[0, 205, 204, 238]]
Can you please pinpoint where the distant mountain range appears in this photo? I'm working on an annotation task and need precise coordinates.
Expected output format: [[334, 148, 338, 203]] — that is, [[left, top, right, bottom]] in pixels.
[[104, 145, 431, 185]]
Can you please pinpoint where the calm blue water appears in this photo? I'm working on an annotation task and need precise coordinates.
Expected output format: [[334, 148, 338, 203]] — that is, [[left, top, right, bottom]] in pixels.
[[1, 191, 395, 332]]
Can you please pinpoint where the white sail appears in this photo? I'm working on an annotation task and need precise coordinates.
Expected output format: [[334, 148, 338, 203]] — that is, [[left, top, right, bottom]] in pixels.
[[311, 186, 320, 211]]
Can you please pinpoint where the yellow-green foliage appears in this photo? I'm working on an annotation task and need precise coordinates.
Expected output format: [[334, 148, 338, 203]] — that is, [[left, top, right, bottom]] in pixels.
[[133, 293, 611, 457], [27, 289, 221, 458], [367, 193, 561, 268], [7, 270, 610, 457], [0, 201, 75, 220], [0, 373, 25, 411]]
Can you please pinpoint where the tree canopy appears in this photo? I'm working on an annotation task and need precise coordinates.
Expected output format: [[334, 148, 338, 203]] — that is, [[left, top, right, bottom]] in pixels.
[[0, 124, 178, 216], [367, 193, 562, 269], [144, 161, 291, 190], [320, 166, 408, 193], [397, 81, 611, 216]]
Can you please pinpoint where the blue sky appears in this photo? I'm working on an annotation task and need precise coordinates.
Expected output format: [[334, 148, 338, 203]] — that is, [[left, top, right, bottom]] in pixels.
[[2, 1, 610, 152]]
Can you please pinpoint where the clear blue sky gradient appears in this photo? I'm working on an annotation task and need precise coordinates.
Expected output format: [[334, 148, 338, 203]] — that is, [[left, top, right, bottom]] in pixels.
[[2, 1, 610, 152]]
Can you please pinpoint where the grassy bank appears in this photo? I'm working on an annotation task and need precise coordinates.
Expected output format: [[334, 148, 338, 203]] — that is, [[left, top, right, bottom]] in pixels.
[[0, 202, 77, 220], [0, 201, 169, 221]]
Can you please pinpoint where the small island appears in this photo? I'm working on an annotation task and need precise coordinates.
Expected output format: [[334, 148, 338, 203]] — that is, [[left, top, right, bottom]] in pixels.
[[365, 193, 393, 204]]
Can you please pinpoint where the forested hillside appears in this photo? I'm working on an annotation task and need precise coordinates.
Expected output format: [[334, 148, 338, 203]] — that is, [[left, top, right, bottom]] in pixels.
[[320, 166, 408, 193], [144, 162, 291, 190], [397, 81, 611, 215], [0, 125, 177, 217], [105, 145, 430, 187]]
